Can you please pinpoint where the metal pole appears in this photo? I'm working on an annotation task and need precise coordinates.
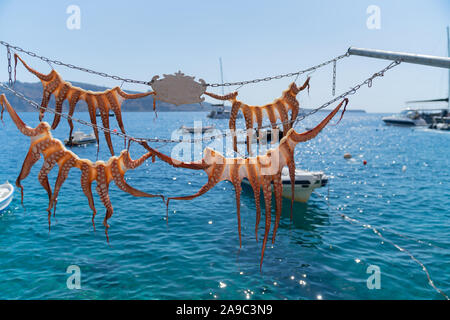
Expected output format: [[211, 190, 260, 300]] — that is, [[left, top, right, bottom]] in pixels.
[[348, 47, 450, 69]]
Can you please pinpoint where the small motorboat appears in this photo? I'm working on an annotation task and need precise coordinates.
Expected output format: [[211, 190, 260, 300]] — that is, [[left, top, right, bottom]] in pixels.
[[207, 104, 243, 119], [382, 109, 428, 126], [64, 131, 97, 146], [0, 181, 14, 212], [96, 111, 115, 117], [180, 125, 215, 134], [241, 166, 328, 203]]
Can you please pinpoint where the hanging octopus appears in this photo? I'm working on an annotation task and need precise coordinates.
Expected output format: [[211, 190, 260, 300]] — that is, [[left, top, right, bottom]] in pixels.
[[141, 98, 348, 268], [204, 77, 310, 156], [14, 54, 155, 155], [0, 94, 164, 239]]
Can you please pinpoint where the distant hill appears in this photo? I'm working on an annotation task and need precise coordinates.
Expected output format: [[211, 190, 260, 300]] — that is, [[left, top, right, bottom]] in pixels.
[[0, 81, 214, 112]]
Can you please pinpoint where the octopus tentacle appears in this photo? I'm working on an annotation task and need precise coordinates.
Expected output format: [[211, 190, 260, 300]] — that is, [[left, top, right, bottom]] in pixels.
[[272, 173, 283, 244], [80, 161, 97, 228], [16, 149, 41, 205], [274, 101, 289, 133], [229, 101, 242, 152], [95, 164, 113, 231], [254, 107, 263, 144], [167, 162, 225, 202], [40, 77, 61, 121], [289, 98, 348, 143], [121, 150, 154, 170], [38, 152, 61, 203], [111, 155, 164, 201], [106, 91, 126, 138], [115, 88, 155, 100], [67, 90, 81, 143], [140, 142, 209, 170], [279, 142, 296, 219], [263, 105, 278, 129], [230, 160, 243, 248], [242, 105, 254, 156], [85, 94, 101, 156], [48, 153, 78, 218], [203, 91, 238, 101], [14, 54, 54, 81], [96, 95, 115, 155], [51, 83, 70, 129], [293, 77, 311, 95], [245, 162, 262, 242], [0, 94, 50, 136]]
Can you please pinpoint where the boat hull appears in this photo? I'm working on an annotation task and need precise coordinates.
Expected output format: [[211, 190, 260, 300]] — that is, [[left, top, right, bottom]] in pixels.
[[64, 138, 97, 146], [382, 117, 428, 126]]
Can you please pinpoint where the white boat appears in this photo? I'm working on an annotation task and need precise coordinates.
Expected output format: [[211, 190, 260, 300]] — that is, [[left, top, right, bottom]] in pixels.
[[241, 167, 328, 203], [64, 131, 97, 146], [384, 28, 449, 128], [382, 109, 428, 126], [95, 110, 115, 117], [0, 181, 14, 212], [180, 125, 215, 134], [207, 104, 243, 119]]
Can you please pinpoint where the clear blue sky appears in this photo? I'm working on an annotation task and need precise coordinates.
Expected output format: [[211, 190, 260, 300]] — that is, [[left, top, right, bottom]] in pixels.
[[0, 0, 449, 112]]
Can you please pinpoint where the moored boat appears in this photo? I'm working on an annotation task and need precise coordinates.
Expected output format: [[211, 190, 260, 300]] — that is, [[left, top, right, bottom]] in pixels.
[[207, 104, 243, 119], [241, 166, 328, 203], [180, 125, 215, 134], [0, 181, 14, 212], [382, 109, 428, 126], [64, 131, 97, 146]]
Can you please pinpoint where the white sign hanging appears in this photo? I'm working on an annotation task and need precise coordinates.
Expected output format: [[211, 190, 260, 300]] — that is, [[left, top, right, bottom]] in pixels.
[[150, 71, 206, 106]]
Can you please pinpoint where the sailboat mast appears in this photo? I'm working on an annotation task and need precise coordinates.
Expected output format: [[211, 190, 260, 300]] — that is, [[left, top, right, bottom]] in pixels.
[[219, 57, 225, 96]]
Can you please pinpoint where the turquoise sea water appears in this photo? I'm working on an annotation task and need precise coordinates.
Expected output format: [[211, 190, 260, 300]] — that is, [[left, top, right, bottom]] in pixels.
[[0, 111, 449, 300]]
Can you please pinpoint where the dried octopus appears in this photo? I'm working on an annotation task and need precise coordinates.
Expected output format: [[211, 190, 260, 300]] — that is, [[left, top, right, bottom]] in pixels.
[[204, 77, 310, 155], [141, 98, 348, 268], [14, 54, 155, 155], [0, 94, 164, 238]]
